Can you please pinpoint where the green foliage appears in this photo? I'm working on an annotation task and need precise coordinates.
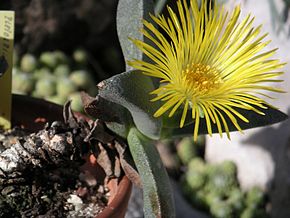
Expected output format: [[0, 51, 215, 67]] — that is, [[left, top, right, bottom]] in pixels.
[[100, 0, 286, 217], [220, 160, 237, 178], [177, 137, 197, 164], [240, 207, 269, 218], [178, 147, 269, 218], [117, 0, 154, 71], [33, 67, 51, 80], [45, 95, 66, 105], [98, 70, 161, 140], [34, 77, 56, 98], [73, 49, 88, 65], [245, 187, 265, 208], [227, 188, 245, 212], [54, 50, 69, 65], [162, 105, 288, 138], [54, 64, 70, 78], [68, 92, 83, 112], [40, 52, 58, 69], [204, 191, 222, 206], [69, 70, 93, 89], [161, 108, 194, 129], [20, 54, 37, 73], [127, 127, 175, 218], [12, 72, 34, 94], [188, 157, 206, 173], [190, 189, 208, 210], [206, 166, 236, 196], [185, 169, 206, 191], [210, 201, 234, 218], [56, 78, 77, 97], [12, 50, 98, 112]]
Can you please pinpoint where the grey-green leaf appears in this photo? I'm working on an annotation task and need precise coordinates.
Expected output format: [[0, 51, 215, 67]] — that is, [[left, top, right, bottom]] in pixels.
[[98, 70, 161, 140], [162, 108, 193, 128], [117, 0, 154, 71], [162, 105, 288, 138], [127, 127, 175, 218]]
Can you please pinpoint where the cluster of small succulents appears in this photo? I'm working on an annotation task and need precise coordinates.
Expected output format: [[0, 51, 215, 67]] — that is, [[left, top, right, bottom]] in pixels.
[[12, 49, 98, 112], [177, 138, 269, 218]]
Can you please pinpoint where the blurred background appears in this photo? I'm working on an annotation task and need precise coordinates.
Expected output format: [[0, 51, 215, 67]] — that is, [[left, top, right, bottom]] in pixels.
[[0, 0, 289, 218]]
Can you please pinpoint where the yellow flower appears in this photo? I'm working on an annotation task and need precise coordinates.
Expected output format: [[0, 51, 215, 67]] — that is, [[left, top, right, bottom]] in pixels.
[[128, 0, 285, 140]]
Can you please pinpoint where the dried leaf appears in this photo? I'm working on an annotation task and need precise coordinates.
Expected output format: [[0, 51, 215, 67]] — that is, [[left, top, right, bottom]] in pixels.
[[84, 120, 114, 144], [115, 140, 141, 188], [81, 92, 121, 123], [63, 101, 79, 129], [95, 142, 114, 178]]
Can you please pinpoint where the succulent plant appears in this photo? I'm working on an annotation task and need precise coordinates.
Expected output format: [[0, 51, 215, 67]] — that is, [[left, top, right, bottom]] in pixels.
[[82, 0, 287, 217], [11, 49, 97, 112], [246, 187, 265, 208], [227, 188, 245, 213], [69, 92, 83, 112], [40, 52, 58, 69], [210, 201, 234, 218], [1, 0, 288, 217], [20, 54, 37, 73], [177, 137, 197, 164], [69, 70, 92, 89], [185, 169, 206, 191], [188, 157, 206, 172], [34, 77, 56, 97], [54, 64, 70, 78], [12, 72, 34, 94], [56, 78, 77, 97], [73, 49, 88, 65], [53, 50, 69, 65], [45, 95, 66, 105]]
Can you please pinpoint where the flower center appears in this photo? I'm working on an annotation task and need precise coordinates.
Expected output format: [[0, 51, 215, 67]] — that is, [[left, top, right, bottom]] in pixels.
[[183, 63, 223, 94]]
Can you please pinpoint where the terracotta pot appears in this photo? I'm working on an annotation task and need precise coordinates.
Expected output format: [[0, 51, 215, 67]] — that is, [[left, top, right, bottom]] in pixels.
[[11, 94, 132, 218]]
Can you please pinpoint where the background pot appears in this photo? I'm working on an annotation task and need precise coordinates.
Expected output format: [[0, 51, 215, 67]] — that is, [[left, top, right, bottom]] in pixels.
[[11, 94, 132, 218]]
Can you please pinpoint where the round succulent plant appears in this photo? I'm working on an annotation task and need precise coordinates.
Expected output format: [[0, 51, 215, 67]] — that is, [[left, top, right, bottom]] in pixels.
[[177, 137, 197, 164], [56, 78, 77, 97], [20, 54, 37, 73], [12, 72, 34, 94], [12, 49, 102, 112], [40, 52, 58, 69], [34, 77, 56, 97]]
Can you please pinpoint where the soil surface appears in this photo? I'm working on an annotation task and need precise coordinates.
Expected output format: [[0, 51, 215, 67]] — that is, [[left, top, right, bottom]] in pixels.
[[0, 106, 112, 218]]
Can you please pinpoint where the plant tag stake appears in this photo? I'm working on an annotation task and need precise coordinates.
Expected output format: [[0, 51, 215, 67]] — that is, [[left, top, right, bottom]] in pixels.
[[0, 11, 14, 130]]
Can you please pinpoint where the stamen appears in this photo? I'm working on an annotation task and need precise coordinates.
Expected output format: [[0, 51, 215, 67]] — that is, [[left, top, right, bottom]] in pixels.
[[183, 63, 223, 94]]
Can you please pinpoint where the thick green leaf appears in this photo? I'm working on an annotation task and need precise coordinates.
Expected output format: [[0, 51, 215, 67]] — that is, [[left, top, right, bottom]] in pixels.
[[162, 105, 288, 138], [103, 103, 133, 138], [98, 70, 161, 140], [117, 0, 154, 71], [105, 118, 131, 138], [127, 127, 175, 218], [162, 108, 193, 128]]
